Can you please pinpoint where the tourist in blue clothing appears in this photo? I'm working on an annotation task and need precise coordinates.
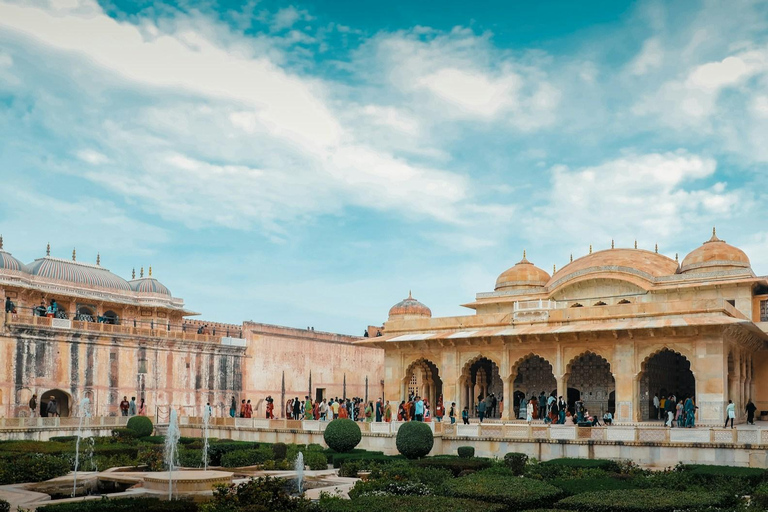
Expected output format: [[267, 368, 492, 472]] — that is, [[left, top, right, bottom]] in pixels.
[[414, 396, 424, 421]]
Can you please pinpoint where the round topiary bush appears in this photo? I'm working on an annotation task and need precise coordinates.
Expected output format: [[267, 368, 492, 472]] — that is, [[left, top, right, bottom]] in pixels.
[[504, 452, 528, 475], [126, 416, 154, 438], [457, 446, 475, 458], [395, 421, 434, 459], [324, 419, 362, 453]]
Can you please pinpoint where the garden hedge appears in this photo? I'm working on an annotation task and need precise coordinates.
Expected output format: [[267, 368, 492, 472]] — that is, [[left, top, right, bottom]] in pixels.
[[126, 416, 153, 438], [542, 458, 620, 472], [457, 446, 474, 458], [36, 497, 198, 512], [0, 453, 71, 484], [411, 456, 493, 476], [555, 488, 732, 511], [0, 499, 8, 512], [206, 441, 259, 466], [504, 452, 528, 475], [318, 495, 505, 512], [220, 448, 272, 468], [395, 421, 433, 459], [753, 482, 768, 509], [551, 475, 643, 496], [272, 442, 288, 460], [323, 419, 362, 453], [443, 473, 563, 508], [301, 451, 328, 470]]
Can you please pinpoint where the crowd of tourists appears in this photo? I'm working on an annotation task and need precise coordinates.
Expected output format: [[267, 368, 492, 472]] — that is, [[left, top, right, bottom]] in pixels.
[[514, 392, 611, 426]]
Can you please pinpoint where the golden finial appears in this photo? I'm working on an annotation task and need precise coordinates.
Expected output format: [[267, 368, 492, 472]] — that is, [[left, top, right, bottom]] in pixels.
[[655, 243, 658, 254], [713, 226, 716, 238], [132, 268, 136, 279], [149, 265, 152, 277], [140, 266, 144, 278], [523, 249, 526, 259], [553, 264, 556, 274], [570, 253, 573, 263], [46, 243, 50, 256], [408, 290, 412, 299], [611, 239, 614, 249], [589, 244, 592, 254], [96, 253, 101, 265], [675, 253, 679, 263], [72, 248, 76, 261], [0, 234, 3, 250], [634, 240, 638, 249]]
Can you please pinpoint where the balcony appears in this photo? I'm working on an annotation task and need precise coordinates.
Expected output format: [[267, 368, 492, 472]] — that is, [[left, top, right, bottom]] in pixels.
[[512, 299, 560, 322], [3, 311, 245, 347]]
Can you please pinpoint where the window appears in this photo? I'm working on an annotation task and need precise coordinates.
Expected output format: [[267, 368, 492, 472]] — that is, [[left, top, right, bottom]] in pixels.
[[761, 300, 768, 322], [594, 301, 607, 306], [571, 303, 583, 308], [618, 299, 631, 304], [726, 299, 735, 307]]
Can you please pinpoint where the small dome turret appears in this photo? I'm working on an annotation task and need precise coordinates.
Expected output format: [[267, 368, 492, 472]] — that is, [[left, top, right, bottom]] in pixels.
[[681, 228, 751, 274], [388, 291, 431, 319], [495, 251, 550, 291]]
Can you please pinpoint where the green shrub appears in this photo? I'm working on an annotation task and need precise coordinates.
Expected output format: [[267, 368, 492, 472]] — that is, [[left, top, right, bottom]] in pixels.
[[272, 442, 288, 461], [178, 448, 203, 468], [126, 416, 153, 437], [0, 453, 71, 484], [206, 441, 258, 466], [555, 488, 732, 511], [324, 419, 362, 453], [0, 499, 8, 512], [504, 452, 528, 475], [753, 482, 768, 509], [543, 458, 620, 472], [412, 456, 493, 477], [49, 436, 78, 443], [457, 446, 474, 458], [137, 445, 165, 471], [200, 476, 314, 512], [111, 428, 137, 442], [395, 422, 433, 459], [326, 449, 388, 468], [552, 476, 644, 496], [443, 473, 563, 508], [302, 451, 328, 470], [138, 436, 165, 444], [0, 440, 73, 454], [679, 463, 764, 487], [36, 497, 198, 511], [318, 495, 505, 512], [220, 449, 271, 468]]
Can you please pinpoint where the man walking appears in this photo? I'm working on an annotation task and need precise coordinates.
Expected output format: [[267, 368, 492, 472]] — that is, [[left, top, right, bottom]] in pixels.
[[478, 396, 487, 423], [128, 397, 137, 416], [746, 399, 757, 425], [46, 396, 59, 417], [724, 399, 736, 428]]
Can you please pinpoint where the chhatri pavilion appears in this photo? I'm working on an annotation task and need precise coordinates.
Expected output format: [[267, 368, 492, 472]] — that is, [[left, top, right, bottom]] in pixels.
[[364, 229, 768, 425]]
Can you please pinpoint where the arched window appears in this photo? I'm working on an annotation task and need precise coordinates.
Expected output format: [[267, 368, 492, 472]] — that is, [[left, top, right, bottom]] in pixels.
[[594, 301, 607, 306], [571, 303, 583, 308], [101, 310, 119, 325], [75, 305, 95, 322], [618, 299, 631, 304]]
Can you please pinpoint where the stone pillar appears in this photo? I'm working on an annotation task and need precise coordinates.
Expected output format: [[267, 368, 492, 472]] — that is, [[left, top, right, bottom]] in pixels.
[[555, 374, 567, 403], [502, 377, 511, 421]]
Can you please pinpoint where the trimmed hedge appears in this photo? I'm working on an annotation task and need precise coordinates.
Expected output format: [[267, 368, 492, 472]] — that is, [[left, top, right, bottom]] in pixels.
[[49, 436, 78, 443], [395, 422, 433, 459], [412, 456, 493, 477], [272, 442, 288, 461], [552, 476, 643, 497], [302, 451, 328, 470], [0, 499, 8, 512], [457, 446, 474, 458], [444, 474, 563, 508], [126, 416, 153, 438], [206, 441, 258, 466], [220, 448, 272, 468], [36, 497, 198, 512], [327, 450, 390, 468], [138, 436, 165, 444], [318, 495, 505, 512], [324, 419, 362, 453], [555, 488, 732, 511], [542, 458, 620, 472], [0, 453, 71, 484], [504, 452, 528, 475], [111, 428, 137, 442], [753, 482, 768, 509]]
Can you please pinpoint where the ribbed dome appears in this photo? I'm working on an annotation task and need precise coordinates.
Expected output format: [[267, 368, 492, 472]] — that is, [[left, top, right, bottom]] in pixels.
[[388, 291, 431, 319], [0, 237, 27, 273], [26, 257, 131, 291], [548, 247, 678, 288], [129, 277, 171, 297], [681, 229, 750, 274], [495, 252, 550, 291]]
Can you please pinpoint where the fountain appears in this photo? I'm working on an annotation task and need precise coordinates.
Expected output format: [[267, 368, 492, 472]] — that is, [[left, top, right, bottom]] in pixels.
[[71, 396, 91, 497], [164, 408, 181, 499], [295, 452, 304, 494], [202, 405, 211, 471], [142, 408, 233, 496]]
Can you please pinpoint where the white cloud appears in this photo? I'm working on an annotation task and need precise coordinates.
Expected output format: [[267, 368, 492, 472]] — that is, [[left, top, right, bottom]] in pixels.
[[629, 37, 663, 75], [271, 6, 312, 32], [76, 149, 109, 165], [531, 151, 745, 247]]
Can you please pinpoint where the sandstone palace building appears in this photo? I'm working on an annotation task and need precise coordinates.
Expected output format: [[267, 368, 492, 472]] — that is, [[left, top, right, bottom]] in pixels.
[[0, 238, 383, 418], [366, 229, 768, 425]]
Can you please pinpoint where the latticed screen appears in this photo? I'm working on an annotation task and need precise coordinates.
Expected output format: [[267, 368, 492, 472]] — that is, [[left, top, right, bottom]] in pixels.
[[408, 373, 418, 396], [761, 300, 768, 322]]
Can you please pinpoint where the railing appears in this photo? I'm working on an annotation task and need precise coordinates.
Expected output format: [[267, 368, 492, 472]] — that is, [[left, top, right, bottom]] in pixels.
[[513, 299, 560, 311], [177, 417, 768, 446], [0, 416, 129, 428], [4, 311, 244, 346]]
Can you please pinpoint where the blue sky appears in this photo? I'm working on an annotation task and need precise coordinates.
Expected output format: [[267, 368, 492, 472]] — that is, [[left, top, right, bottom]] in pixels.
[[1, 0, 767, 334]]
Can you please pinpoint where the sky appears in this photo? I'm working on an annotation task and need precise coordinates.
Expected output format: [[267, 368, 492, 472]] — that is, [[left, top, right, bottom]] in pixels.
[[0, 0, 767, 335]]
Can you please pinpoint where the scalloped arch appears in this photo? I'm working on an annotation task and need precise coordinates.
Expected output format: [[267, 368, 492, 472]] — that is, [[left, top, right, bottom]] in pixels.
[[460, 353, 501, 379], [508, 353, 555, 381], [638, 346, 696, 376], [565, 350, 613, 375]]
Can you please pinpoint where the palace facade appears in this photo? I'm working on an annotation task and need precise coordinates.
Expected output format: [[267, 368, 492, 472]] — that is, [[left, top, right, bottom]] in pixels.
[[0, 238, 383, 419], [364, 230, 768, 425]]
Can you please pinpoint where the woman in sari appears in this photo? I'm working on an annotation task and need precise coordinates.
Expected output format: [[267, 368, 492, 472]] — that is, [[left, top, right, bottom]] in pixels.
[[313, 400, 320, 420], [304, 398, 313, 420], [384, 402, 392, 422], [339, 402, 349, 419], [365, 401, 374, 422], [397, 401, 405, 421]]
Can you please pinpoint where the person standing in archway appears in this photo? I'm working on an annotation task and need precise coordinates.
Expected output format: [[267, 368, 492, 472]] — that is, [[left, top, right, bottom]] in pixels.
[[653, 394, 660, 420], [724, 400, 736, 429], [28, 394, 37, 418], [684, 396, 696, 428], [46, 396, 58, 417]]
